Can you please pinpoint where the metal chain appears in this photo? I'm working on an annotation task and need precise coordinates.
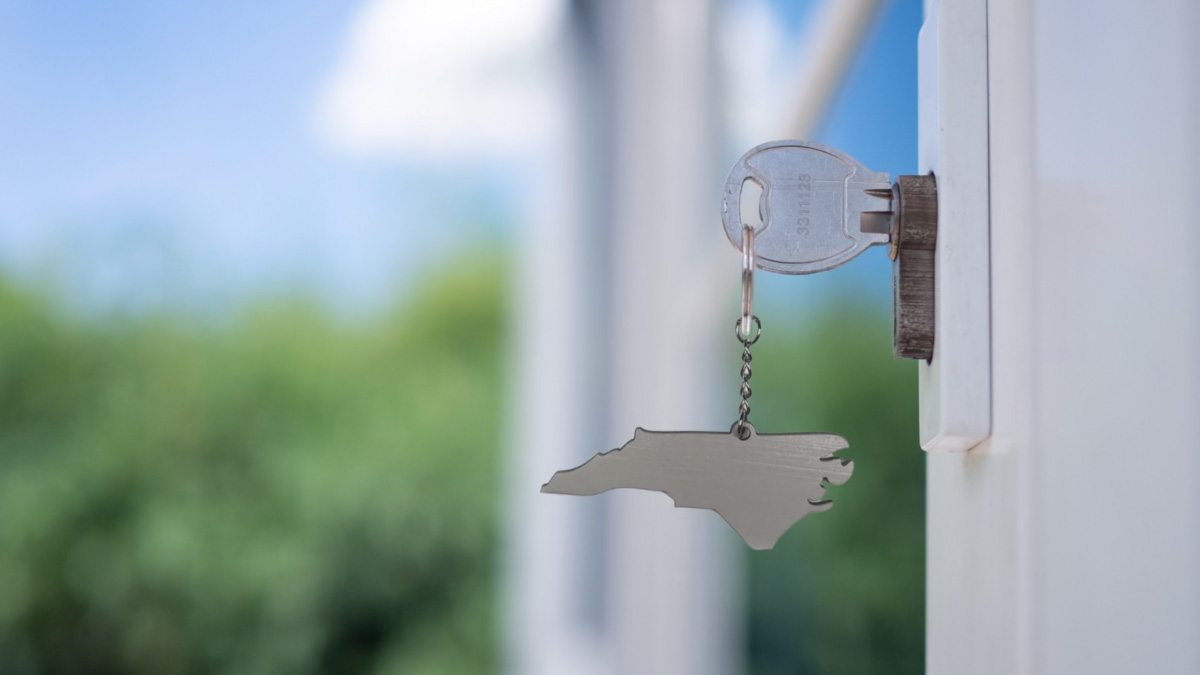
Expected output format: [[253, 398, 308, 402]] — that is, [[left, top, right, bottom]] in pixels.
[[735, 222, 760, 440], [734, 315, 761, 440], [737, 339, 753, 436]]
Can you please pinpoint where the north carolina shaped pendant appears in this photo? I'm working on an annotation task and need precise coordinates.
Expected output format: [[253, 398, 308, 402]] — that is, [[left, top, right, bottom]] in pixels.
[[541, 423, 853, 550]]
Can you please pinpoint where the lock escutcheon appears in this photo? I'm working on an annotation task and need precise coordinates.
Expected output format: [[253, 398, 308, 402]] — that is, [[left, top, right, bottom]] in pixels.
[[889, 174, 937, 361]]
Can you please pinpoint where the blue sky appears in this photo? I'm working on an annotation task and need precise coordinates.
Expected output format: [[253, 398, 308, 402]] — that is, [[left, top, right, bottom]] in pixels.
[[819, 0, 920, 175], [0, 0, 920, 314], [757, 0, 921, 313], [0, 1, 355, 253], [0, 0, 508, 312]]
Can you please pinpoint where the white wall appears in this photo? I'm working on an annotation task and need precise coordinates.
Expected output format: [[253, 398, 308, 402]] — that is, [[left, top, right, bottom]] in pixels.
[[927, 0, 1200, 673], [505, 2, 738, 674]]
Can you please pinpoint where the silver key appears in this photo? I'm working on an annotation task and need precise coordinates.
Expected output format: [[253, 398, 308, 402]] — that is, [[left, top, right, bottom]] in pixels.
[[722, 140, 893, 274]]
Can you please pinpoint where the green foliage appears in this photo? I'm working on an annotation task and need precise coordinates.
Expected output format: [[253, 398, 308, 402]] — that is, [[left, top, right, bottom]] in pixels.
[[0, 260, 507, 675], [0, 258, 921, 674], [746, 303, 924, 675]]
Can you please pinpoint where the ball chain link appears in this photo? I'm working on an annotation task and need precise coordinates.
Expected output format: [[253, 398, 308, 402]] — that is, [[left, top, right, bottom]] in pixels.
[[734, 315, 761, 440]]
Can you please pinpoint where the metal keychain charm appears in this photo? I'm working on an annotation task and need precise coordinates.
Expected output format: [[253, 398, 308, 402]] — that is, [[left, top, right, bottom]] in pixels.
[[542, 223, 853, 550]]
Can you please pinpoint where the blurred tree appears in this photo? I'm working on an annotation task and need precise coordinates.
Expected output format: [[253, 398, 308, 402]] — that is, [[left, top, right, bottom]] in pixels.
[[0, 259, 920, 675], [0, 258, 506, 675], [746, 302, 924, 675]]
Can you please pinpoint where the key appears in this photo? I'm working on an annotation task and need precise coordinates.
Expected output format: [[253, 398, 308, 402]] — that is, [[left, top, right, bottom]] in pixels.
[[542, 424, 853, 550], [722, 140, 893, 274]]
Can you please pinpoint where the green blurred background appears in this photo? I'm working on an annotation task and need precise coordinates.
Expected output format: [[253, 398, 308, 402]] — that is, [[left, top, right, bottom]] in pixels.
[[0, 257, 920, 674]]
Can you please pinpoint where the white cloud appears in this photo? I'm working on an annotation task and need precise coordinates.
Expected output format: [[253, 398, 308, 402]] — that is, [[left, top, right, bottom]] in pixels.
[[314, 0, 565, 160]]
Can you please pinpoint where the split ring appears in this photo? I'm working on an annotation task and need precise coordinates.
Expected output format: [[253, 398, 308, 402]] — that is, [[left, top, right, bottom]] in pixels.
[[735, 315, 761, 345], [740, 223, 756, 339]]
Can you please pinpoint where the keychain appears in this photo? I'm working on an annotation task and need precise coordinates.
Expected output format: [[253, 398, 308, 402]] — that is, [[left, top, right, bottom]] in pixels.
[[541, 221, 854, 551]]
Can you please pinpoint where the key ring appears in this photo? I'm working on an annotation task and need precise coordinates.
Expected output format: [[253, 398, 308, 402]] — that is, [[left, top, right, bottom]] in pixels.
[[738, 223, 758, 342]]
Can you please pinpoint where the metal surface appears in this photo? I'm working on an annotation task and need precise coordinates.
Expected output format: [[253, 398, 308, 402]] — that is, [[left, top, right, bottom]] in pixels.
[[891, 174, 938, 360], [543, 424, 853, 550], [736, 224, 758, 439], [722, 140, 892, 274], [739, 224, 755, 338], [724, 138, 940, 361], [733, 315, 760, 440]]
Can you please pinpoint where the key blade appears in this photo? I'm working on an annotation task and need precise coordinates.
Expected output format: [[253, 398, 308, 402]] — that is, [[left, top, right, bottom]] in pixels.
[[858, 187, 896, 235]]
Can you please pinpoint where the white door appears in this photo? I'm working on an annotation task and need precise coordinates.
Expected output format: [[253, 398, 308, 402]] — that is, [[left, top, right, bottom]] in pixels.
[[924, 1, 1200, 673]]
